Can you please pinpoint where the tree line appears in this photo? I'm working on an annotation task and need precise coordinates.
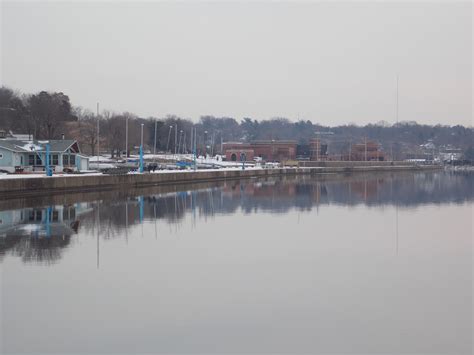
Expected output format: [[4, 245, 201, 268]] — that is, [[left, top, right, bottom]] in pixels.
[[1, 86, 473, 159]]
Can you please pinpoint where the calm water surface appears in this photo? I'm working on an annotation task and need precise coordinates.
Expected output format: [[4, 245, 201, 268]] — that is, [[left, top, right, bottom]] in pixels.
[[1, 171, 472, 354]]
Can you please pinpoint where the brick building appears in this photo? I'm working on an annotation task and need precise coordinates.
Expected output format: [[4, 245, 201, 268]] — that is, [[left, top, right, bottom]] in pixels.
[[223, 141, 297, 162], [350, 141, 385, 161], [309, 138, 328, 161]]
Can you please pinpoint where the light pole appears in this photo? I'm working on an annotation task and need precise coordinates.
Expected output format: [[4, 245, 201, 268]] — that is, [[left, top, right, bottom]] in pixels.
[[45, 143, 52, 176], [204, 130, 208, 157], [96, 102, 100, 160], [125, 116, 129, 158], [166, 125, 173, 153], [153, 120, 157, 157], [193, 127, 197, 171], [139, 123, 144, 173], [178, 130, 183, 156], [364, 137, 368, 162], [174, 124, 178, 155]]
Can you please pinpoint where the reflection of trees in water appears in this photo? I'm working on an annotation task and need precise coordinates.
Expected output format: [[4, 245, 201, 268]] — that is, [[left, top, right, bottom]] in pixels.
[[77, 171, 474, 239], [1, 171, 472, 265], [0, 234, 72, 264], [0, 205, 83, 264]]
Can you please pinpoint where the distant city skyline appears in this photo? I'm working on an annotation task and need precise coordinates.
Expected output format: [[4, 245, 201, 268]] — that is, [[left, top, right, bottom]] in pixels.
[[1, 1, 472, 126]]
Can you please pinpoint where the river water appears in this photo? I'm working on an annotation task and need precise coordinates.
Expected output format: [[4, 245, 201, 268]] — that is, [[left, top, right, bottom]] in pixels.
[[1, 171, 472, 354]]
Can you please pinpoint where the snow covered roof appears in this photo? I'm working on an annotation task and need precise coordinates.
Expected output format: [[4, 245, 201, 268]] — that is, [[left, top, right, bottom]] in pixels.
[[0, 139, 79, 153]]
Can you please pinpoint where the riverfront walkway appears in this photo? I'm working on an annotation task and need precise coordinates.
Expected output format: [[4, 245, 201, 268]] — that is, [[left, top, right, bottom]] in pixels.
[[0, 163, 442, 199]]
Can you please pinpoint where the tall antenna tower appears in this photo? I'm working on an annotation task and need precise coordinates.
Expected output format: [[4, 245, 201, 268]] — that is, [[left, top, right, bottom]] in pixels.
[[396, 74, 399, 125]]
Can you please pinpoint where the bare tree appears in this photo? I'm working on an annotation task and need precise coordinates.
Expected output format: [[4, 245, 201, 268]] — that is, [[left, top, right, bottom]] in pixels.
[[105, 114, 127, 157], [77, 109, 98, 156], [27, 91, 74, 139]]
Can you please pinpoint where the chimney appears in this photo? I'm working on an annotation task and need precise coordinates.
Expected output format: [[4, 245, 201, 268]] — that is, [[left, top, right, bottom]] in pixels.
[[61, 133, 65, 140]]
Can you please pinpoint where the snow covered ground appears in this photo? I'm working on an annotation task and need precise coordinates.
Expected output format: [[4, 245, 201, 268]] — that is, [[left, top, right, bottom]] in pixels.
[[0, 153, 279, 180], [0, 172, 104, 179], [0, 165, 279, 180], [89, 156, 115, 163]]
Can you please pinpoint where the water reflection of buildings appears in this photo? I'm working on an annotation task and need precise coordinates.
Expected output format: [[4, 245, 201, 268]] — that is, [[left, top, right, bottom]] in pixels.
[[0, 204, 91, 263], [0, 171, 472, 264], [85, 172, 473, 235]]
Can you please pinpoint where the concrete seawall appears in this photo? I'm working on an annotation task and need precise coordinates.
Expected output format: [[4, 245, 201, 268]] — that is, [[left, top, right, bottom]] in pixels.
[[0, 164, 441, 199]]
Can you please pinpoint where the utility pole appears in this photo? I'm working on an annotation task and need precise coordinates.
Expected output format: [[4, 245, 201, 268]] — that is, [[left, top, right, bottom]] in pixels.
[[365, 137, 368, 162], [153, 120, 157, 158], [139, 123, 144, 173], [125, 116, 129, 158], [211, 131, 215, 156], [395, 74, 399, 162], [349, 139, 352, 161], [182, 132, 186, 154], [174, 124, 178, 155], [96, 102, 100, 159], [166, 125, 173, 153], [396, 74, 399, 125], [193, 127, 197, 171], [178, 130, 183, 156]]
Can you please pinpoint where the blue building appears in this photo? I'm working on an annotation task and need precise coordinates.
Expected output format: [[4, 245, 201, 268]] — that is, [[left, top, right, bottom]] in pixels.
[[0, 139, 89, 173]]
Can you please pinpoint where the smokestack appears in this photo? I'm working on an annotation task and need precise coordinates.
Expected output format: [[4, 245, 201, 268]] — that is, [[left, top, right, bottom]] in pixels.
[[61, 133, 65, 140]]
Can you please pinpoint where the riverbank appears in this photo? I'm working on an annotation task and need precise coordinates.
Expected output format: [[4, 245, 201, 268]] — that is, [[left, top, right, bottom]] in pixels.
[[0, 163, 442, 199]]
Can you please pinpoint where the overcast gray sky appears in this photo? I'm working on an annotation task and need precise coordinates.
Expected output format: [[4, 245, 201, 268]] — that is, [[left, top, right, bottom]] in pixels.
[[1, 1, 472, 126]]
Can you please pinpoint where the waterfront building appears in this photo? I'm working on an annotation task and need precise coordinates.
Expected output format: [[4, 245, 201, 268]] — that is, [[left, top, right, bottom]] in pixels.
[[0, 138, 89, 173], [223, 140, 297, 162], [309, 138, 328, 161], [349, 140, 386, 161]]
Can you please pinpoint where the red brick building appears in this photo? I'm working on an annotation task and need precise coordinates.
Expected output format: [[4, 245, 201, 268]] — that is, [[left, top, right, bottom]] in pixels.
[[350, 141, 385, 161], [223, 141, 297, 162], [309, 138, 328, 161]]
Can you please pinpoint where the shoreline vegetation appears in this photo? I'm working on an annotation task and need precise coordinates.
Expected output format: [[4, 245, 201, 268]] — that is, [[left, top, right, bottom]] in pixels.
[[1, 86, 473, 162]]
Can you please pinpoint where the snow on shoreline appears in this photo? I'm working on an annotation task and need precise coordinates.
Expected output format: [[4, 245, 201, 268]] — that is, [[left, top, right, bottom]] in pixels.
[[0, 165, 280, 180]]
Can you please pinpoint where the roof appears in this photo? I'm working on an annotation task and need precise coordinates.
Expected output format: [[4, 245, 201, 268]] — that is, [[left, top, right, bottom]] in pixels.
[[0, 139, 78, 153]]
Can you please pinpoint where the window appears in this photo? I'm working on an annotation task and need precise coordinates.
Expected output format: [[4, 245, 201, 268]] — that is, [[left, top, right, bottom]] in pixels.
[[20, 156, 23, 165], [70, 155, 76, 165], [29, 155, 35, 165], [63, 155, 69, 166], [35, 155, 42, 165], [50, 154, 59, 165]]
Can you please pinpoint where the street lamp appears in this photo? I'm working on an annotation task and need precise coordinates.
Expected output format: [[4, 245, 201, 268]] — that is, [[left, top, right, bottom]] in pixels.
[[153, 120, 158, 157], [178, 130, 183, 155], [139, 123, 144, 173], [204, 130, 208, 157], [166, 125, 173, 153], [96, 102, 100, 160], [125, 116, 129, 158]]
